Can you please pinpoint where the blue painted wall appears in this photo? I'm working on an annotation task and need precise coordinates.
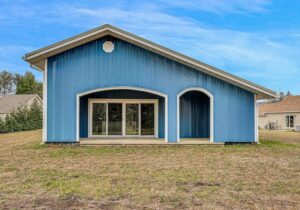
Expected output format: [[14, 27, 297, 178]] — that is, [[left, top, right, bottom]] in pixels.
[[79, 90, 165, 138], [47, 36, 255, 143], [180, 91, 210, 138]]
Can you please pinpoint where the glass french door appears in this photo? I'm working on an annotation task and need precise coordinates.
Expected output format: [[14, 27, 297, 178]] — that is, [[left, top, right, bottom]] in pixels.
[[90, 100, 157, 137], [126, 104, 139, 135], [141, 104, 155, 135], [108, 103, 122, 135], [92, 103, 106, 135]]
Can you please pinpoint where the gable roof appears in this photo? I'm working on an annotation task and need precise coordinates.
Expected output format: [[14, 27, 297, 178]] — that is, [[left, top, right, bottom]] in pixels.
[[258, 95, 300, 116], [23, 24, 277, 99], [0, 94, 42, 114]]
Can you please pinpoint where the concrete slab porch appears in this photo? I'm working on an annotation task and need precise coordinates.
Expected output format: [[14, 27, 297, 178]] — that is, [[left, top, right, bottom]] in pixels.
[[79, 138, 224, 146]]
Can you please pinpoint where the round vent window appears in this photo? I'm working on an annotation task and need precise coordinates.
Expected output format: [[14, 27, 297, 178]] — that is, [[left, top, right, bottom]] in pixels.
[[103, 41, 114, 53]]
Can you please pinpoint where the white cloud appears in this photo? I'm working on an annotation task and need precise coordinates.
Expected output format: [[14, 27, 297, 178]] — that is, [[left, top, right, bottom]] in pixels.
[[56, 5, 300, 93], [0, 1, 299, 93], [51, 6, 300, 82], [158, 0, 271, 14]]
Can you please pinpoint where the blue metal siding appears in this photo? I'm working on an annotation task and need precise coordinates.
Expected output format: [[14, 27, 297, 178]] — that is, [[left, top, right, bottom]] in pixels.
[[180, 91, 210, 138], [79, 90, 165, 138], [47, 37, 254, 143]]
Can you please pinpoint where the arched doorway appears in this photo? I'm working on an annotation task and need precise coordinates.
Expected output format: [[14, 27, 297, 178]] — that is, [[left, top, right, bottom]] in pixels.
[[177, 88, 214, 142], [76, 86, 168, 142]]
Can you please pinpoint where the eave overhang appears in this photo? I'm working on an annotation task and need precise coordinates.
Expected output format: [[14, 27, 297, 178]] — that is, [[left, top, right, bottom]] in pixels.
[[23, 24, 277, 99]]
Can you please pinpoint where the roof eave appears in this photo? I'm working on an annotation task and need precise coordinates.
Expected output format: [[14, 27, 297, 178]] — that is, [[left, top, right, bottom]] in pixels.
[[23, 24, 277, 99]]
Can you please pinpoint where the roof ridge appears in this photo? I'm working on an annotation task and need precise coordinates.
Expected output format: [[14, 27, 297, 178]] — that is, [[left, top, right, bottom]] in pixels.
[[23, 24, 277, 99]]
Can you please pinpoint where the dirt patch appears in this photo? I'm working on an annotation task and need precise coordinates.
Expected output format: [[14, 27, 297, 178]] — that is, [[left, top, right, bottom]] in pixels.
[[194, 181, 221, 187]]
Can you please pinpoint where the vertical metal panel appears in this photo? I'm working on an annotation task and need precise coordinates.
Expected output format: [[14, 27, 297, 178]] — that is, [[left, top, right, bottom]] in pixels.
[[47, 37, 254, 143], [180, 91, 210, 138]]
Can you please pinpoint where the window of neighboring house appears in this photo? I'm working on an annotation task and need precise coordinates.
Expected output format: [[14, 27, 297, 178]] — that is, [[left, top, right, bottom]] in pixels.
[[286, 115, 294, 128]]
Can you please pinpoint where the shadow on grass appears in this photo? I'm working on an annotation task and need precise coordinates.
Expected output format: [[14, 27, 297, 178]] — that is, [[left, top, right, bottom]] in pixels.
[[28, 138, 299, 158]]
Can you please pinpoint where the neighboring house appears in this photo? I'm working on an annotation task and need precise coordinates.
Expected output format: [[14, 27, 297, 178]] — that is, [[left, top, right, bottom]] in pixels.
[[0, 94, 42, 119], [23, 24, 276, 144], [258, 96, 300, 130]]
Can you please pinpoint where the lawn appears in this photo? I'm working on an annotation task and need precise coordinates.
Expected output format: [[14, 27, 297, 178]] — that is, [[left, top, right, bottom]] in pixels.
[[0, 130, 299, 209]]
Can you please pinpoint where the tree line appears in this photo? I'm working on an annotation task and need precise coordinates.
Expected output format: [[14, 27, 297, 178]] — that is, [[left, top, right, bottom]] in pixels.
[[0, 99, 42, 133], [0, 70, 43, 133], [0, 70, 42, 98]]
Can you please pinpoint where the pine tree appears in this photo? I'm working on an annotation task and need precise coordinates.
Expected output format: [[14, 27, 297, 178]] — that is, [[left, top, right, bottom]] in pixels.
[[0, 71, 15, 95], [0, 99, 42, 133]]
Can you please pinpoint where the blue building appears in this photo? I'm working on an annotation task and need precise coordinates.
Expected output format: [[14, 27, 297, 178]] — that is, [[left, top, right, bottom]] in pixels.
[[24, 24, 276, 144]]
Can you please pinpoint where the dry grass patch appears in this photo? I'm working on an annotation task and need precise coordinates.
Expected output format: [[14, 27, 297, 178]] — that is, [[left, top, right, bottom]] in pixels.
[[0, 130, 299, 209], [260, 129, 300, 144]]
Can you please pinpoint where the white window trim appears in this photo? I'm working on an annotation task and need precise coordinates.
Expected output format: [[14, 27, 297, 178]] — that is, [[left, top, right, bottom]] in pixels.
[[285, 115, 295, 128], [76, 86, 168, 142], [176, 87, 214, 143], [88, 99, 158, 138]]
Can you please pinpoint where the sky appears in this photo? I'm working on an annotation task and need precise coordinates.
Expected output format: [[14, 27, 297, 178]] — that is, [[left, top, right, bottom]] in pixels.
[[0, 0, 299, 94]]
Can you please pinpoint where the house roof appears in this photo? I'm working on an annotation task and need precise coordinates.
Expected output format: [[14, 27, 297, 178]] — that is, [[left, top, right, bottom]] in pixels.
[[23, 24, 277, 99], [258, 95, 300, 116], [0, 94, 41, 114]]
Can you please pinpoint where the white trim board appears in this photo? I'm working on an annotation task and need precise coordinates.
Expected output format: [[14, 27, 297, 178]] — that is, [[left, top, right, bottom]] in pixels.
[[26, 95, 43, 107], [42, 58, 47, 143], [285, 115, 295, 129], [254, 94, 259, 143], [177, 87, 214, 143], [88, 99, 159, 138], [24, 24, 277, 99], [76, 86, 168, 142]]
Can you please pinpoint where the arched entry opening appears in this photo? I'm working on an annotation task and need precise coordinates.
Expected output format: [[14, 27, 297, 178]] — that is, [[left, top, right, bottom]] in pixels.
[[76, 86, 168, 142], [177, 88, 213, 142]]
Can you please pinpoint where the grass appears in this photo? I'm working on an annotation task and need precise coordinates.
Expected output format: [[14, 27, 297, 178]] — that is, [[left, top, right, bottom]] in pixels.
[[259, 129, 300, 144], [0, 130, 299, 209]]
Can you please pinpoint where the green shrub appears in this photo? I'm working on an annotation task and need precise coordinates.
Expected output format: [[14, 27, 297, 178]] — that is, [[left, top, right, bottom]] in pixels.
[[0, 99, 42, 133]]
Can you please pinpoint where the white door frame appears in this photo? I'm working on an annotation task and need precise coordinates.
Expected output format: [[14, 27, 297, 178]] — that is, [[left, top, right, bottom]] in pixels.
[[76, 86, 168, 142], [177, 87, 214, 143], [88, 98, 159, 138]]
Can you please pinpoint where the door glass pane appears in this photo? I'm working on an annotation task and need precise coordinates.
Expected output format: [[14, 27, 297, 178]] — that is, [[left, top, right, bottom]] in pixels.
[[141, 103, 155, 135], [92, 103, 106, 135], [126, 104, 139, 135], [290, 116, 294, 127], [108, 103, 122, 135]]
